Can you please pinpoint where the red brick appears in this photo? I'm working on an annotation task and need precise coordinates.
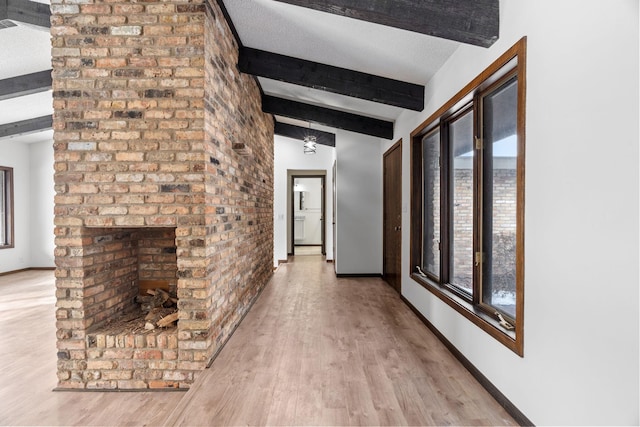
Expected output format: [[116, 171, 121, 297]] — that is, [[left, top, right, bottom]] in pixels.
[[149, 380, 180, 389]]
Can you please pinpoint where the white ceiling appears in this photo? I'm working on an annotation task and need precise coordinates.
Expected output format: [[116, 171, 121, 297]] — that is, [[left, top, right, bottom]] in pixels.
[[1, 1, 462, 145], [0, 24, 51, 79]]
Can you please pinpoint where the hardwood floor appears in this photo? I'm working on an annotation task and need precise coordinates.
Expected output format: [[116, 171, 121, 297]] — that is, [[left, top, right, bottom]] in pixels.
[[294, 245, 323, 255], [165, 255, 517, 426], [0, 259, 517, 426]]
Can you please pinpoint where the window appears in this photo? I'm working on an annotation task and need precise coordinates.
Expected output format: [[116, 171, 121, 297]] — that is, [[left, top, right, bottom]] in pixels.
[[0, 166, 14, 249], [411, 38, 526, 355]]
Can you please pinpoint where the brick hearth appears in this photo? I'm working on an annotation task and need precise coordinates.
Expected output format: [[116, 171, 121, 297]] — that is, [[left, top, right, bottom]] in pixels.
[[52, 0, 274, 389]]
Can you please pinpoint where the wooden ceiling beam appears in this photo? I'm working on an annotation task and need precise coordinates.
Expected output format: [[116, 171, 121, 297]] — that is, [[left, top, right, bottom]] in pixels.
[[263, 95, 393, 140], [272, 0, 499, 47], [274, 122, 336, 147], [0, 115, 52, 139], [0, 70, 52, 100], [239, 47, 424, 111], [5, 0, 50, 28], [0, 0, 7, 22]]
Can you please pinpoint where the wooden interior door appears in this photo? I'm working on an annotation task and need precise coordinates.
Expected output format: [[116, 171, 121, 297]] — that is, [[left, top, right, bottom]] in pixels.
[[383, 140, 402, 293]]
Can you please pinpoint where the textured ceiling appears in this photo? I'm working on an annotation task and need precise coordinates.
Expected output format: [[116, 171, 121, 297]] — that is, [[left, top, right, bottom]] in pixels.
[[0, 24, 50, 79]]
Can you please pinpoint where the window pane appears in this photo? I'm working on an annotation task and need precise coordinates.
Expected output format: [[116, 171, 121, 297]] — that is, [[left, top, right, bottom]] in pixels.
[[450, 110, 474, 295], [482, 77, 518, 318], [422, 130, 440, 277]]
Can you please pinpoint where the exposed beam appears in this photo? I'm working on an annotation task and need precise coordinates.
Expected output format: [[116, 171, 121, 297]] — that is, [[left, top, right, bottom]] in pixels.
[[0, 70, 52, 100], [263, 95, 393, 140], [0, 115, 52, 139], [4, 0, 50, 28], [272, 0, 499, 48], [274, 122, 336, 147], [0, 0, 7, 22], [239, 47, 424, 111]]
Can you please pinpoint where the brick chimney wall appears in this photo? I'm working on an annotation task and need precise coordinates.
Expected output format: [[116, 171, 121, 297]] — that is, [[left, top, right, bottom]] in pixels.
[[51, 0, 274, 389]]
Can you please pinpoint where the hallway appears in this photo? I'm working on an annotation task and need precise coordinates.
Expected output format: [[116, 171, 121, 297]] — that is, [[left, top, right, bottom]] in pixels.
[[0, 258, 516, 426]]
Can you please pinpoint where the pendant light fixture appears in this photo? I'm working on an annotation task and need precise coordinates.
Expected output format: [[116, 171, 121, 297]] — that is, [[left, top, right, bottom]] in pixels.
[[303, 123, 316, 154], [303, 134, 317, 155]]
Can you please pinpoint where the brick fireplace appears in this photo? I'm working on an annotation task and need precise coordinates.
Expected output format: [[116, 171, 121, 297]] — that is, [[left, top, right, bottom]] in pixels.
[[52, 0, 274, 389]]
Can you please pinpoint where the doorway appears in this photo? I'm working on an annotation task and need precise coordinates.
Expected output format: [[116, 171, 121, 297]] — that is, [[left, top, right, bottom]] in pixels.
[[291, 176, 326, 256], [383, 140, 402, 293]]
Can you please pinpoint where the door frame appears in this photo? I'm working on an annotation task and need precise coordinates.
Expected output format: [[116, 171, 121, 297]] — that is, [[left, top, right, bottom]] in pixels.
[[332, 160, 337, 274], [289, 174, 326, 256], [383, 139, 403, 293]]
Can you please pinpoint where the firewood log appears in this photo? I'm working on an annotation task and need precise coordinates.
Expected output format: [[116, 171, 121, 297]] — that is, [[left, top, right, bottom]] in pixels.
[[156, 312, 179, 328]]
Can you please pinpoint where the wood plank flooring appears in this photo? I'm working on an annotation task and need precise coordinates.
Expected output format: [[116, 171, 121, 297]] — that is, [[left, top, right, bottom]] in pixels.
[[0, 258, 517, 426], [294, 245, 323, 255], [164, 256, 517, 426]]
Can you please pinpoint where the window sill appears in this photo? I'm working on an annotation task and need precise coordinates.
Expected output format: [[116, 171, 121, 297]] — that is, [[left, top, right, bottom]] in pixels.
[[410, 272, 522, 356]]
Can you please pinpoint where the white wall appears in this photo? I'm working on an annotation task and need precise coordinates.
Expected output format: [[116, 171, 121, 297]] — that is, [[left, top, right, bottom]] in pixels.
[[335, 131, 383, 275], [0, 140, 30, 272], [273, 135, 335, 265], [29, 140, 55, 267], [0, 138, 54, 273], [386, 1, 639, 425]]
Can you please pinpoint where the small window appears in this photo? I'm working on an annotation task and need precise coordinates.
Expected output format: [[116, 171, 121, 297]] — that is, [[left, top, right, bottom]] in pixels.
[[411, 38, 526, 356], [0, 166, 14, 249]]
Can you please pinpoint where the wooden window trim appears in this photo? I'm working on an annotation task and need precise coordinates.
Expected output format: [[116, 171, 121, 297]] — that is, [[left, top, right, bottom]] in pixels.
[[0, 166, 14, 249], [410, 37, 526, 356]]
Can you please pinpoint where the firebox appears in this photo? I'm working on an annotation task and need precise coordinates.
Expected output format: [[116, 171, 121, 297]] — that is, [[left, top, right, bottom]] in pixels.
[[81, 228, 177, 331]]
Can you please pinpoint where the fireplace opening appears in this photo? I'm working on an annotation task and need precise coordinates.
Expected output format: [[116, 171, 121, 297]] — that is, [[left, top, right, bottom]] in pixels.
[[82, 227, 179, 336]]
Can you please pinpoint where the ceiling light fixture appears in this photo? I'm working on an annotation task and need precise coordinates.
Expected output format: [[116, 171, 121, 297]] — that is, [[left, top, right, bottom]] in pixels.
[[303, 135, 316, 155], [303, 124, 316, 154]]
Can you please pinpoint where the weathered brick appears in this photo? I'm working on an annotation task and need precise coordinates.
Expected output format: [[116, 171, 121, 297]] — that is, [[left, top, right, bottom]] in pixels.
[[102, 370, 133, 380], [133, 350, 162, 360], [113, 4, 144, 14], [86, 380, 117, 389], [110, 26, 142, 36], [115, 152, 144, 162], [51, 4, 80, 15], [96, 58, 127, 68], [149, 380, 180, 389], [87, 360, 116, 370], [117, 380, 148, 389], [97, 16, 126, 26], [80, 4, 111, 14]]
